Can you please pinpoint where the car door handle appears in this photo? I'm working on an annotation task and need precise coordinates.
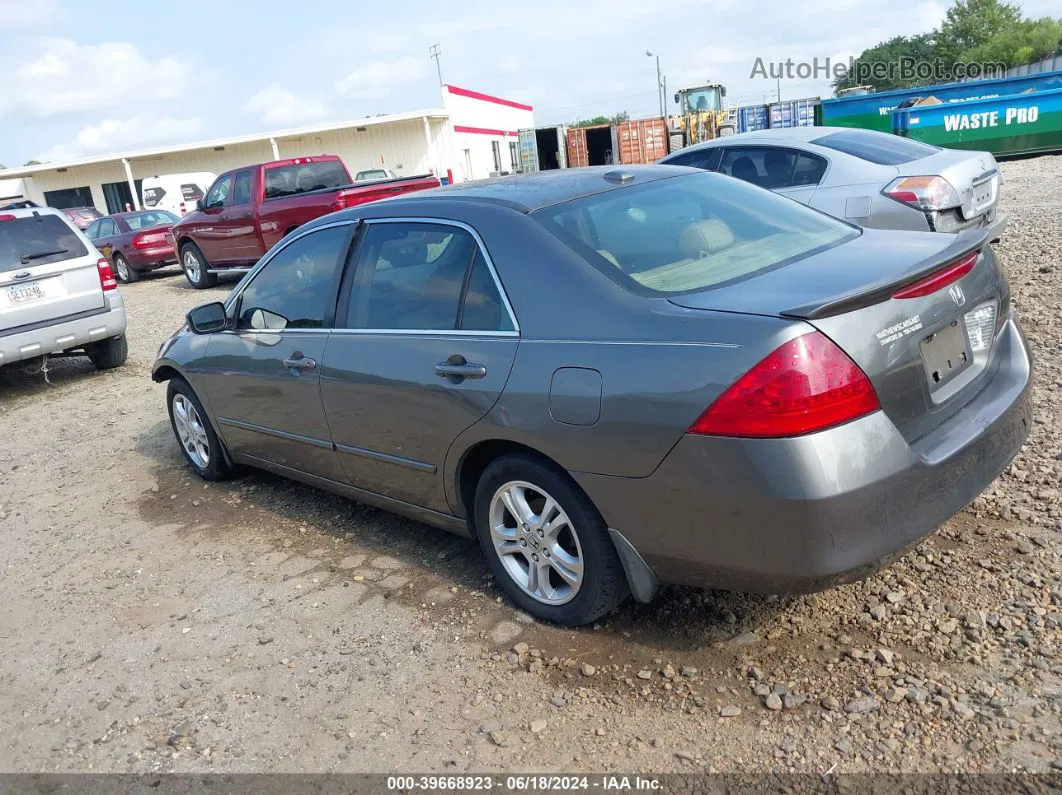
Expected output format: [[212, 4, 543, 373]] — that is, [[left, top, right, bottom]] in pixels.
[[283, 355, 317, 370], [435, 358, 486, 380]]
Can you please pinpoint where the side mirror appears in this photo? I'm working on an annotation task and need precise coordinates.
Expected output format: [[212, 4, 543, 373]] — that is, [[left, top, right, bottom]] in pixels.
[[673, 92, 680, 104], [720, 86, 727, 97], [187, 302, 229, 334], [195, 198, 205, 212]]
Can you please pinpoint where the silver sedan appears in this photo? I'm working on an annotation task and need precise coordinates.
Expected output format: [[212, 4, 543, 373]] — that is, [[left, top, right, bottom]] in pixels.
[[660, 126, 1006, 239]]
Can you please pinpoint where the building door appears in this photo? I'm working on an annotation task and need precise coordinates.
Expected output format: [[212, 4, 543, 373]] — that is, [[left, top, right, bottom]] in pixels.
[[43, 186, 94, 210], [102, 180, 143, 214]]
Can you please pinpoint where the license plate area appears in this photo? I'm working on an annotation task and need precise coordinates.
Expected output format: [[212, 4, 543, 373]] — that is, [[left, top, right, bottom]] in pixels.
[[6, 281, 45, 304], [969, 175, 996, 216], [920, 320, 970, 390]]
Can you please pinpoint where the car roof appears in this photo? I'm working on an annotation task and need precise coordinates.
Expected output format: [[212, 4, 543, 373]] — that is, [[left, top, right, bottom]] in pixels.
[[385, 165, 699, 213], [1, 206, 65, 220]]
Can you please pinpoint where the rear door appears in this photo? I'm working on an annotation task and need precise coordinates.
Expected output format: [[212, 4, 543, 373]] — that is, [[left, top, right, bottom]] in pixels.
[[198, 223, 354, 480], [0, 211, 105, 334], [320, 219, 519, 514], [91, 218, 120, 260]]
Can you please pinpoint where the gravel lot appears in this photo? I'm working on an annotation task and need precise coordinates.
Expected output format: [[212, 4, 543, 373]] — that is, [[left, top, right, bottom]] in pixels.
[[1, 155, 1060, 776]]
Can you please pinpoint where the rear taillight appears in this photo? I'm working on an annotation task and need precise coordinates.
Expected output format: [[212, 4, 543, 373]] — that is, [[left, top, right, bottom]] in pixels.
[[0, 214, 15, 221], [892, 250, 978, 299], [133, 231, 167, 249], [688, 331, 880, 438], [882, 176, 961, 211], [97, 257, 117, 291]]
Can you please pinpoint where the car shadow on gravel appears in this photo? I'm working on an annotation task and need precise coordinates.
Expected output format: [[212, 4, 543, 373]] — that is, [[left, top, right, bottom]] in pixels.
[[132, 418, 793, 657]]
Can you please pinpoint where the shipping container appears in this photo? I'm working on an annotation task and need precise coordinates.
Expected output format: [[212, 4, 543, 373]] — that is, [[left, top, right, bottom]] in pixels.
[[566, 125, 618, 168], [819, 68, 1062, 132], [517, 125, 568, 173], [737, 104, 769, 133], [768, 97, 818, 128], [615, 118, 669, 164], [894, 86, 1062, 157]]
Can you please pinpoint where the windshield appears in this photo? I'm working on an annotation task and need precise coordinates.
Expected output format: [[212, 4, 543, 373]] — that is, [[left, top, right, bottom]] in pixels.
[[1, 214, 88, 269], [811, 129, 940, 165], [264, 161, 349, 199], [533, 172, 857, 295], [124, 210, 178, 230], [682, 88, 721, 112]]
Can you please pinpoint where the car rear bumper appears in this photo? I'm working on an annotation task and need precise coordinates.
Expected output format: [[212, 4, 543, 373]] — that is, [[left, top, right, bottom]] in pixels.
[[126, 245, 177, 270], [0, 293, 126, 366], [575, 316, 1032, 594]]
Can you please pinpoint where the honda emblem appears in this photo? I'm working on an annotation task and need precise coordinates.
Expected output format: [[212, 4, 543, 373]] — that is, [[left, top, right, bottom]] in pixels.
[[949, 284, 966, 307]]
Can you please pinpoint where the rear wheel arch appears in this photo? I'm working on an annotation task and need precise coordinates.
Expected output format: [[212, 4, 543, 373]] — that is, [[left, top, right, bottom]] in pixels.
[[454, 439, 575, 520]]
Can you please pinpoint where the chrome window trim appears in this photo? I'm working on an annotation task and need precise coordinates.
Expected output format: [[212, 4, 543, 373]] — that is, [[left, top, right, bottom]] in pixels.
[[352, 216, 521, 335], [330, 328, 518, 338]]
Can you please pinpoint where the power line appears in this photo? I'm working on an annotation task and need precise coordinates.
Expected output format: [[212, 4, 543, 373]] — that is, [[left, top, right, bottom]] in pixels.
[[537, 90, 660, 115]]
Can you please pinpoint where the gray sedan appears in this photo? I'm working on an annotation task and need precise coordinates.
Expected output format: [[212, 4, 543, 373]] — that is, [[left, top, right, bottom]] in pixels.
[[660, 127, 1006, 239], [153, 165, 1031, 626]]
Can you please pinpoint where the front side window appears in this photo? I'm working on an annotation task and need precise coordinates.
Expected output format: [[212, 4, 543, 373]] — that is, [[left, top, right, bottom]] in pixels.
[[345, 222, 513, 332], [664, 147, 722, 172], [204, 176, 232, 210], [534, 171, 856, 295], [85, 220, 101, 239], [236, 225, 350, 331]]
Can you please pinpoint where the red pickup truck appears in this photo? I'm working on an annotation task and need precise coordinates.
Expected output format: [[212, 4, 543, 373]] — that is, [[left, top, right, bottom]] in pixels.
[[170, 155, 439, 288]]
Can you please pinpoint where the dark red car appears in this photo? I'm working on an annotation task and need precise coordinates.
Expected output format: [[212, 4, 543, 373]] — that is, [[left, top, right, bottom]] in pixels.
[[62, 206, 103, 231], [85, 209, 180, 283]]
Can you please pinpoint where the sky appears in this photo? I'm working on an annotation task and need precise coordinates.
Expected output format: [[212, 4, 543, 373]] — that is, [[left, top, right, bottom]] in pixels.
[[0, 0, 1058, 167]]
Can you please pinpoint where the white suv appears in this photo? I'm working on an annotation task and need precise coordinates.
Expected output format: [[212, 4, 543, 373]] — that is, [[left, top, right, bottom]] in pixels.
[[1, 207, 127, 371]]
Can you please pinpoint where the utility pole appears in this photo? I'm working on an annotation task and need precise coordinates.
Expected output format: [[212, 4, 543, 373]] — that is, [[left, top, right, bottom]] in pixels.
[[429, 44, 443, 86], [647, 50, 663, 118], [776, 77, 781, 103]]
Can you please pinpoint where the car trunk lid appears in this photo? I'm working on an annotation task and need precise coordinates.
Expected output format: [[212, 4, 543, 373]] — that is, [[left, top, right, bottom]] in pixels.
[[670, 227, 1008, 442], [0, 212, 106, 334], [898, 148, 1000, 221]]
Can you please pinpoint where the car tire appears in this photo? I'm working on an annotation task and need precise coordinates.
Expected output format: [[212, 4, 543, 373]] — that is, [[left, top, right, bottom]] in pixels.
[[473, 454, 628, 626], [166, 377, 232, 481], [114, 254, 138, 284], [87, 334, 128, 370], [180, 243, 217, 289]]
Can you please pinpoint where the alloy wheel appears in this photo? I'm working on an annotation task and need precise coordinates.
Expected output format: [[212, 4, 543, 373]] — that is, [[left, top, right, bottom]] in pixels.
[[182, 250, 201, 283], [488, 480, 584, 605], [171, 393, 210, 468]]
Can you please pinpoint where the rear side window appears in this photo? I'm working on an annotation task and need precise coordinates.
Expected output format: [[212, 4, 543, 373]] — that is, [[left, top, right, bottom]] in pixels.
[[344, 222, 514, 332], [534, 172, 856, 295], [718, 147, 827, 189], [232, 172, 252, 205], [811, 129, 940, 165], [1, 215, 89, 269], [264, 161, 349, 199]]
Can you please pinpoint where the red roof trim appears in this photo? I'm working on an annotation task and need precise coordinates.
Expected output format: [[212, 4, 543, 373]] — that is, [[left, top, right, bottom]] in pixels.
[[453, 125, 520, 137], [445, 85, 533, 112]]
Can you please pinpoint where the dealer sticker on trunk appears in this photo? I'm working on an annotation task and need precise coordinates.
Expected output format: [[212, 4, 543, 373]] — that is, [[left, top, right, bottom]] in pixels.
[[876, 315, 923, 346]]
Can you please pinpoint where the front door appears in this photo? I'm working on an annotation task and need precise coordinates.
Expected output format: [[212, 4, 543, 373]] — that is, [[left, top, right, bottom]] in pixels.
[[210, 170, 260, 266], [320, 220, 519, 514], [198, 223, 354, 481], [192, 175, 233, 262], [89, 217, 120, 259]]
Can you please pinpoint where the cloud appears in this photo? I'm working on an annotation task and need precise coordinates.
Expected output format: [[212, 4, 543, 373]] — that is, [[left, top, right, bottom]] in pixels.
[[1, 38, 189, 118], [244, 84, 329, 126], [336, 57, 425, 99], [37, 117, 204, 162], [0, 0, 58, 26]]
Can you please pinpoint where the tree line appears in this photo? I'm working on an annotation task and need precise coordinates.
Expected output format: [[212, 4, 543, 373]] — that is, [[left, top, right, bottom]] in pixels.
[[834, 0, 1062, 93]]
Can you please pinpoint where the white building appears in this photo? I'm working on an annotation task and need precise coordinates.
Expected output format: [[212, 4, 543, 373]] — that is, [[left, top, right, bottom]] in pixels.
[[0, 85, 533, 215]]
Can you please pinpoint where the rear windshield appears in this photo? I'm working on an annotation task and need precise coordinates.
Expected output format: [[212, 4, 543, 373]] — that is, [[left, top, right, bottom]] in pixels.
[[264, 161, 349, 199], [533, 172, 857, 295], [811, 129, 940, 165], [124, 210, 178, 230], [356, 169, 390, 181], [1, 214, 88, 270]]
